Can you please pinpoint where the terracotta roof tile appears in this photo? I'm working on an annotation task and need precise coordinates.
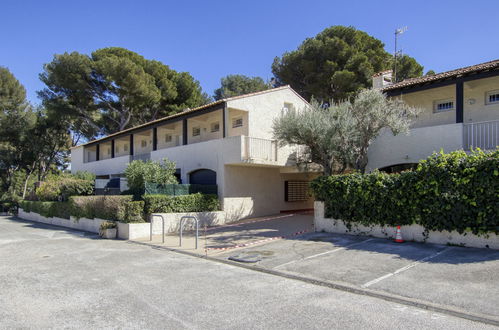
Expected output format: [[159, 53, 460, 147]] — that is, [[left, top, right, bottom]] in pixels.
[[73, 85, 302, 148], [383, 59, 499, 91]]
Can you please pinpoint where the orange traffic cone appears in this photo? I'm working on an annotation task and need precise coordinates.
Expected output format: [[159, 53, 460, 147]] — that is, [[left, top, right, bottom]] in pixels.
[[394, 226, 404, 243]]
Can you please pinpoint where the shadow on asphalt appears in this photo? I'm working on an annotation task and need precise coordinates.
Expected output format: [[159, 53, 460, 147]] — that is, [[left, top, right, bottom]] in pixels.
[[279, 231, 499, 265], [3, 216, 101, 239]]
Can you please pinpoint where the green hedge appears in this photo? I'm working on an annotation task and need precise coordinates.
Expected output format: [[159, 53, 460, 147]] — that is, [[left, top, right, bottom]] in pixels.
[[36, 178, 94, 201], [20, 200, 72, 219], [69, 195, 132, 221], [20, 195, 143, 222], [311, 149, 499, 235], [143, 193, 220, 215], [123, 201, 145, 223]]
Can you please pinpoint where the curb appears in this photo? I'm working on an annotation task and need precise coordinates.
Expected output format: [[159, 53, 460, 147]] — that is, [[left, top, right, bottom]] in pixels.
[[128, 240, 499, 327]]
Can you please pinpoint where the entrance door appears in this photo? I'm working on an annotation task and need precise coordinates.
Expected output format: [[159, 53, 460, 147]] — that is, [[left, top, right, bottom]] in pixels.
[[189, 169, 216, 185]]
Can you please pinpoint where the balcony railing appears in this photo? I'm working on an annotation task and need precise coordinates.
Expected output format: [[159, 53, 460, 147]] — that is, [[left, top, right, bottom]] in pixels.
[[463, 120, 499, 150], [242, 136, 278, 162]]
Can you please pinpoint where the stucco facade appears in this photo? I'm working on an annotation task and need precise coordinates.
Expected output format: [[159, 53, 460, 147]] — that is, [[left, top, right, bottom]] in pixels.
[[368, 62, 499, 171], [71, 86, 317, 220]]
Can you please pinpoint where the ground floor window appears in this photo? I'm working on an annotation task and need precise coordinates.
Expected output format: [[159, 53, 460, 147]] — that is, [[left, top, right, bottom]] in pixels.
[[284, 181, 310, 202]]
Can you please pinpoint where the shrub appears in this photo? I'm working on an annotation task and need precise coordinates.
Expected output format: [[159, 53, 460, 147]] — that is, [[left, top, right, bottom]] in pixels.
[[100, 221, 117, 230], [124, 158, 177, 194], [69, 195, 132, 221], [311, 149, 499, 235], [36, 178, 94, 201], [72, 171, 96, 182], [20, 200, 72, 219], [123, 201, 145, 223], [143, 193, 220, 215]]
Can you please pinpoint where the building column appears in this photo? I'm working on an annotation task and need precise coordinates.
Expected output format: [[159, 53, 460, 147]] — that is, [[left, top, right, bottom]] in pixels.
[[183, 119, 188, 145], [456, 81, 464, 123], [129, 134, 134, 156], [153, 127, 158, 151], [96, 144, 100, 161], [223, 103, 228, 138], [111, 140, 115, 158]]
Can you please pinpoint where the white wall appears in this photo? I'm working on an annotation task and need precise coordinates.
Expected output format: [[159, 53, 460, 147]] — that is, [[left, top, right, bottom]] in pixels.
[[367, 123, 464, 171], [227, 88, 309, 140], [223, 165, 317, 220], [72, 147, 131, 176], [314, 202, 499, 250]]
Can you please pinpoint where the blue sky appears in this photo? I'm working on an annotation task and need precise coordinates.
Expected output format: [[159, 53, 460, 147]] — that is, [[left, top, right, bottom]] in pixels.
[[2, 0, 499, 104]]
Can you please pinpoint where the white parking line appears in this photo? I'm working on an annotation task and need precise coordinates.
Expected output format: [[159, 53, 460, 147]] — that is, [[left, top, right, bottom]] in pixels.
[[274, 238, 375, 269], [361, 247, 453, 288]]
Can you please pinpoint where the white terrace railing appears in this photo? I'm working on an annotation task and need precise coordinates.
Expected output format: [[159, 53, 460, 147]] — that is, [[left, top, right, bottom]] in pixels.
[[242, 136, 278, 162], [463, 120, 499, 150]]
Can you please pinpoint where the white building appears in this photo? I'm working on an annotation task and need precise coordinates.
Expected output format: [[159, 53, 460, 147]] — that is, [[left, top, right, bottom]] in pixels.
[[71, 86, 318, 220], [368, 59, 499, 172]]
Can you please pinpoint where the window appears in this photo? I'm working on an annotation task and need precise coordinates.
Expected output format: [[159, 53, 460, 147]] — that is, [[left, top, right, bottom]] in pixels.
[[124, 144, 128, 152], [210, 122, 220, 132], [283, 102, 294, 112], [192, 126, 201, 136], [141, 140, 147, 148], [486, 90, 499, 105], [284, 181, 310, 202], [232, 117, 243, 128], [165, 134, 172, 143], [434, 99, 454, 112]]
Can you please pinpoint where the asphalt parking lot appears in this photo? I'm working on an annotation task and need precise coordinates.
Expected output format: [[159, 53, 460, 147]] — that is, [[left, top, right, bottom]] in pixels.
[[4, 216, 496, 329], [217, 231, 499, 321]]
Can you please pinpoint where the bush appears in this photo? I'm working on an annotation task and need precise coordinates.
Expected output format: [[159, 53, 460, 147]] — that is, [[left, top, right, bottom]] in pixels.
[[69, 195, 133, 221], [36, 178, 94, 201], [100, 221, 117, 229], [123, 201, 145, 223], [124, 158, 177, 193], [311, 149, 499, 235], [20, 200, 72, 219], [72, 171, 96, 182], [143, 193, 220, 215]]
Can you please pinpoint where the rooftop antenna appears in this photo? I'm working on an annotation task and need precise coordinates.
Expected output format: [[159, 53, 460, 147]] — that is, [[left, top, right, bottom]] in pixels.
[[394, 26, 407, 82]]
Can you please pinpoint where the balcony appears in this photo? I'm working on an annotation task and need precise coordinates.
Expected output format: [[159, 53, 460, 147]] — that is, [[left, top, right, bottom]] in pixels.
[[242, 137, 278, 163], [463, 120, 499, 150], [367, 120, 499, 172]]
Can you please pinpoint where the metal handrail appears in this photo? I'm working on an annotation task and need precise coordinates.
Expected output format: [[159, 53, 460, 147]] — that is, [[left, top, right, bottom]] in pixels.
[[150, 214, 165, 243], [179, 216, 199, 249]]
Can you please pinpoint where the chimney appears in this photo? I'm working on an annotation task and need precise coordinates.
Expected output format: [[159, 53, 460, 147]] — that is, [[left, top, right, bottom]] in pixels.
[[372, 70, 393, 89]]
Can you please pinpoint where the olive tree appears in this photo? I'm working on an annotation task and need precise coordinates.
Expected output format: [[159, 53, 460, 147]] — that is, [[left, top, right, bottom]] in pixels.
[[273, 88, 419, 175], [272, 100, 357, 175]]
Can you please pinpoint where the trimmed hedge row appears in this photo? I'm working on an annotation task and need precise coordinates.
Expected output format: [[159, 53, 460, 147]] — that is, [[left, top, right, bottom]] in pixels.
[[143, 193, 220, 215], [20, 193, 221, 223], [20, 200, 72, 219], [311, 149, 499, 235], [20, 195, 145, 223]]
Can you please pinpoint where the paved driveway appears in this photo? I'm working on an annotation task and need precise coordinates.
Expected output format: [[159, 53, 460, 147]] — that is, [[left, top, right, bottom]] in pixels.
[[216, 231, 499, 322], [2, 216, 494, 329], [145, 213, 315, 253]]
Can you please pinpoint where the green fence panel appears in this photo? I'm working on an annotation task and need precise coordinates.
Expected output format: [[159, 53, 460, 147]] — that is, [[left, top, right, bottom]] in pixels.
[[145, 183, 218, 196]]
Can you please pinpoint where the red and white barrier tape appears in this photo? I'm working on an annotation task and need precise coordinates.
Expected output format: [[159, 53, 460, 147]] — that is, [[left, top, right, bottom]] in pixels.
[[206, 227, 312, 251]]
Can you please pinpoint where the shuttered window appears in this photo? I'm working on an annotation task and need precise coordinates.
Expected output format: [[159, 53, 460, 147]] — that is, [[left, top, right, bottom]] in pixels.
[[284, 181, 310, 202]]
